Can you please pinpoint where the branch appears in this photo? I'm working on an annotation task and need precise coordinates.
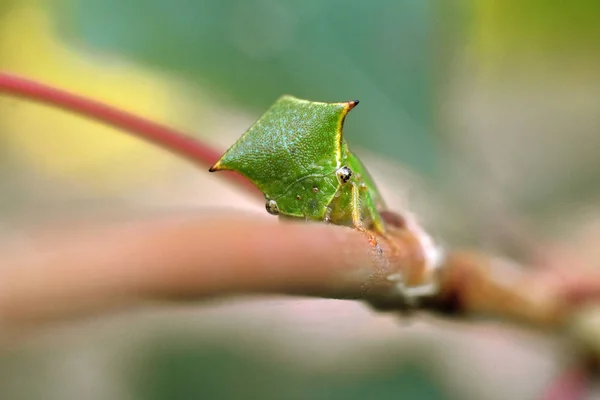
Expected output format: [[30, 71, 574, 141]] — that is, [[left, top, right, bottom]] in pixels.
[[0, 211, 413, 329], [0, 209, 596, 333]]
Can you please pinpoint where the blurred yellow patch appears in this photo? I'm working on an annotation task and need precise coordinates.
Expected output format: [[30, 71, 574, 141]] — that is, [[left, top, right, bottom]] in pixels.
[[470, 1, 600, 77], [0, 2, 180, 189]]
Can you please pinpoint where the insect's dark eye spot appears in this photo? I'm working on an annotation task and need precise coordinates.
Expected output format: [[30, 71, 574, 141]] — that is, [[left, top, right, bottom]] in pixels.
[[312, 187, 319, 193], [336, 166, 352, 184], [265, 199, 279, 216]]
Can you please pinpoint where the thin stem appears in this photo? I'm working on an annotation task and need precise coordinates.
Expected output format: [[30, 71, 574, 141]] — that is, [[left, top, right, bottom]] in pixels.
[[0, 72, 259, 196]]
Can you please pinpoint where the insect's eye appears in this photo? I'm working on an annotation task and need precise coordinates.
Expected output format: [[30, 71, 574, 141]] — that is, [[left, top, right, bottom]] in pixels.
[[265, 199, 279, 215], [336, 166, 353, 184]]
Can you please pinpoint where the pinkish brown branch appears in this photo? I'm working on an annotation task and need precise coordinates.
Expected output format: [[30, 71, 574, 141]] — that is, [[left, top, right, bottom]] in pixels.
[[0, 209, 598, 335]]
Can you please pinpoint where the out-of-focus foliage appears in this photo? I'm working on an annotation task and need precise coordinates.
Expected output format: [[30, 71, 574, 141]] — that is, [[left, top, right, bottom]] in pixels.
[[131, 339, 449, 400], [1, 1, 600, 399], [435, 0, 600, 253], [0, 0, 193, 193], [54, 0, 438, 176], [472, 0, 600, 65], [0, 0, 15, 16]]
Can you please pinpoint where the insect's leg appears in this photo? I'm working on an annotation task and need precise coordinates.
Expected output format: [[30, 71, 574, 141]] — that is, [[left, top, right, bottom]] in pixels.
[[351, 182, 380, 251], [360, 185, 386, 235], [358, 183, 405, 260]]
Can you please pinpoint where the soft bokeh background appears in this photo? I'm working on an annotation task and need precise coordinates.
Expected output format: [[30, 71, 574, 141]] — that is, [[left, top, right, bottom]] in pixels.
[[0, 0, 599, 398]]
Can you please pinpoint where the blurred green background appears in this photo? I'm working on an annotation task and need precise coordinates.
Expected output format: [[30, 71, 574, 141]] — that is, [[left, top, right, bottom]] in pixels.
[[1, 0, 599, 399], [59, 0, 437, 175]]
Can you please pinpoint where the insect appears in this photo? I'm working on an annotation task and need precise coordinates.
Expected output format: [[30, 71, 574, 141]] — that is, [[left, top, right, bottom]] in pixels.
[[209, 95, 387, 245]]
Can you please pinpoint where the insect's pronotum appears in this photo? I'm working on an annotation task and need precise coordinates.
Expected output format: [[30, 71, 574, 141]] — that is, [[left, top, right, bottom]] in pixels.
[[209, 95, 387, 247]]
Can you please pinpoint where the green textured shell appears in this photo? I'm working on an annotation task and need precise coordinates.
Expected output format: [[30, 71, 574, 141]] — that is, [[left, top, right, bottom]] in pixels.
[[210, 95, 356, 219]]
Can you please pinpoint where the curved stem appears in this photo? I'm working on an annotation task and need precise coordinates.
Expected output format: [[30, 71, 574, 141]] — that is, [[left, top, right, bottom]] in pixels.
[[0, 72, 260, 196]]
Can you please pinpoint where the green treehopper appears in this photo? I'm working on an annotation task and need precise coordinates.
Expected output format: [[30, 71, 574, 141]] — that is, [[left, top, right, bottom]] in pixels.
[[209, 95, 387, 247]]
